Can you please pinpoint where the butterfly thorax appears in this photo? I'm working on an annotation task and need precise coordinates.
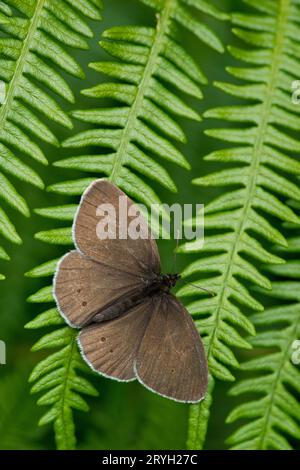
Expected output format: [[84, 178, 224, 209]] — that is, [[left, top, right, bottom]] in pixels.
[[146, 273, 181, 294], [161, 273, 181, 291]]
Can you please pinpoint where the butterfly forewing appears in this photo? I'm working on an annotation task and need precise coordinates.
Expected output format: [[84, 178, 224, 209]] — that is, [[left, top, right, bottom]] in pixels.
[[54, 250, 147, 328], [78, 300, 152, 381], [74, 180, 160, 276], [54, 180, 161, 327], [135, 294, 208, 403]]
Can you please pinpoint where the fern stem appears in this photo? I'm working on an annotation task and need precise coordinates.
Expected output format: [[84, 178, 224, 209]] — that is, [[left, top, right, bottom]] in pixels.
[[55, 332, 77, 451], [0, 0, 46, 126], [187, 376, 214, 450], [110, 0, 174, 183]]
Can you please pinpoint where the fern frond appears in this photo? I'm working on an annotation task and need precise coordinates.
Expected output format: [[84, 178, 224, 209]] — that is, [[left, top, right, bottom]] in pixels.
[[0, 0, 102, 278], [179, 0, 300, 384], [59, 0, 227, 201], [179, 0, 300, 448], [227, 224, 300, 449], [187, 375, 214, 450], [26, 277, 99, 451], [138, 0, 228, 52], [27, 0, 226, 449], [227, 293, 300, 449]]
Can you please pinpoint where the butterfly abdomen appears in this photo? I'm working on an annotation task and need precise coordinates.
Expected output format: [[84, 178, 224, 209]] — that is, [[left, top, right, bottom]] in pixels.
[[91, 290, 145, 324]]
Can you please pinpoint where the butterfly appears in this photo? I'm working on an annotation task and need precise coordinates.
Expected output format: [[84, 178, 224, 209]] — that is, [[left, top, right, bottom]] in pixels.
[[54, 180, 208, 403]]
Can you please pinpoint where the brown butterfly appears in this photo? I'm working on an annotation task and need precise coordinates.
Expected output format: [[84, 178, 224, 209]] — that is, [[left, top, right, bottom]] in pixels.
[[54, 180, 208, 403]]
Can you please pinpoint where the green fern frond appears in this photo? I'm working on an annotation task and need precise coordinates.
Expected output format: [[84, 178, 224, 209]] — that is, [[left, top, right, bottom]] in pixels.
[[179, 0, 300, 384], [227, 224, 300, 449], [0, 0, 102, 278], [138, 0, 228, 52], [25, 274, 99, 450], [58, 0, 228, 201], [187, 375, 214, 450], [27, 0, 226, 449], [179, 0, 300, 448], [227, 290, 300, 449]]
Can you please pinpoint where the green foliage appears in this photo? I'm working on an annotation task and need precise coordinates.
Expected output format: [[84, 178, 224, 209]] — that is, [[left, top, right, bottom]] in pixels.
[[138, 0, 227, 52], [1, 0, 102, 445], [187, 375, 214, 450], [80, 384, 188, 450], [26, 278, 99, 450], [26, 0, 226, 450], [178, 0, 300, 448], [0, 0, 102, 278], [227, 218, 300, 449], [58, 0, 227, 202], [0, 364, 45, 449], [2, 0, 298, 452]]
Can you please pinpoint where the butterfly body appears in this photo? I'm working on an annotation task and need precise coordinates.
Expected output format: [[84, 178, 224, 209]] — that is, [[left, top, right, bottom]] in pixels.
[[89, 273, 180, 325], [54, 180, 208, 403], [144, 272, 181, 294]]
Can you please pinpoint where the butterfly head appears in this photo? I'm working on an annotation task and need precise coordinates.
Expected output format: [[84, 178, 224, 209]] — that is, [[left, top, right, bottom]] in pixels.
[[160, 273, 181, 291]]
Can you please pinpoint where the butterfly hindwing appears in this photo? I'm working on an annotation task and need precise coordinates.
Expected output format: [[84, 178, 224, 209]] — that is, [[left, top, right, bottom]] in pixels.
[[135, 294, 208, 403], [78, 299, 152, 382]]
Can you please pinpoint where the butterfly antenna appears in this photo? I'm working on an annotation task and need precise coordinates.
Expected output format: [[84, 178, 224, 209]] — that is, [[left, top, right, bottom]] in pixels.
[[182, 280, 216, 297]]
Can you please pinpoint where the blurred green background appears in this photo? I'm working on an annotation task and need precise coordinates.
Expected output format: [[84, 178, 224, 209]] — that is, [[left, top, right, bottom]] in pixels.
[[0, 0, 257, 450]]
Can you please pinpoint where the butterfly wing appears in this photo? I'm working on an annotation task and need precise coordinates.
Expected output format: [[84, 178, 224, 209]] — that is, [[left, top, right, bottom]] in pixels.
[[135, 294, 208, 403], [54, 250, 147, 328], [78, 299, 152, 381], [73, 179, 160, 276], [54, 180, 161, 327]]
